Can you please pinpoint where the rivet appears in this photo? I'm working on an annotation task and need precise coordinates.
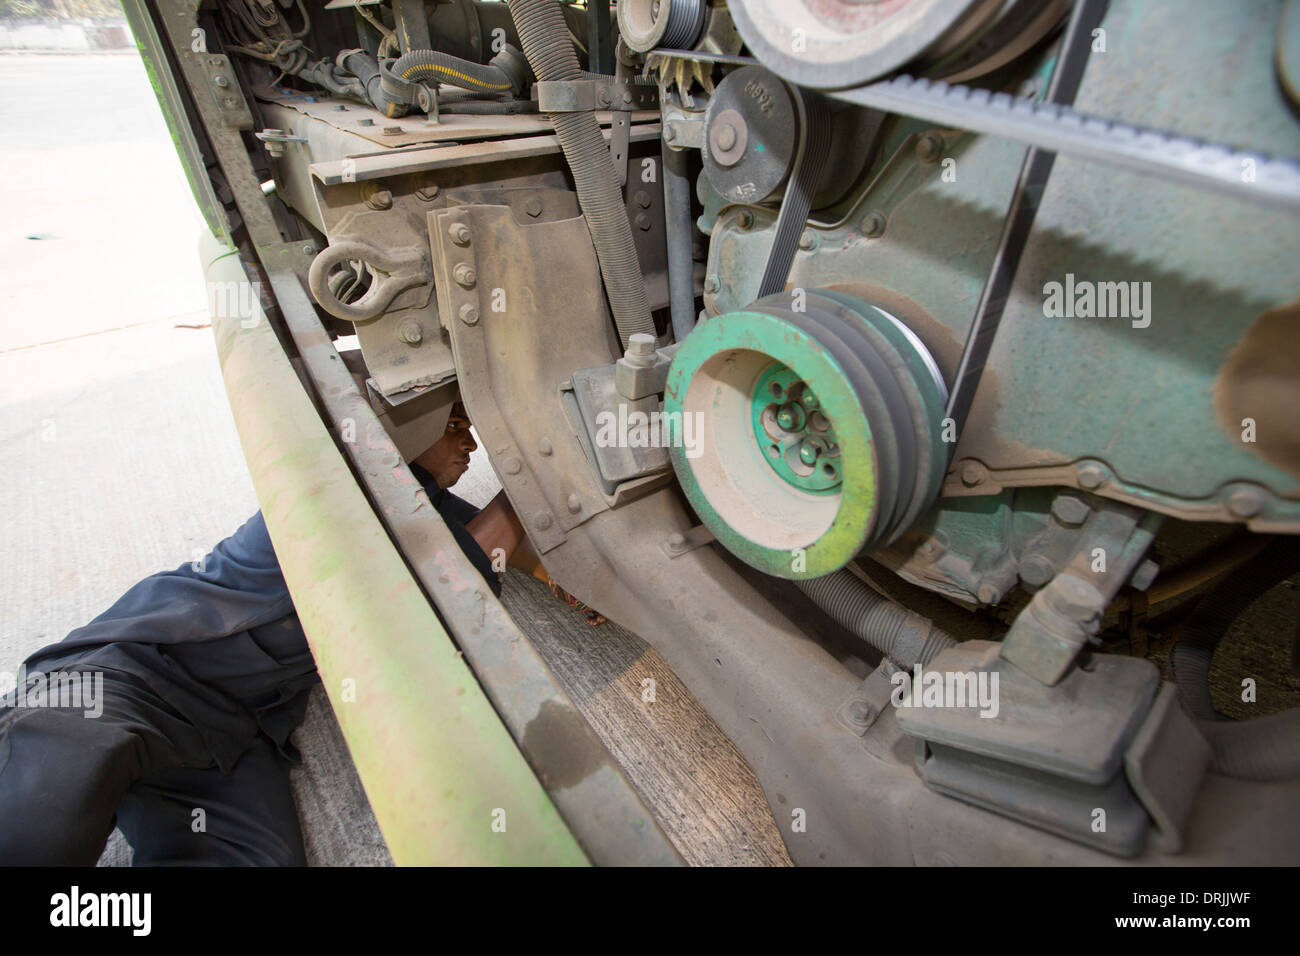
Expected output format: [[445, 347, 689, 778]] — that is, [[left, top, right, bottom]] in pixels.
[[535, 513, 553, 531], [538, 438, 553, 456], [503, 457, 522, 475], [567, 494, 582, 513]]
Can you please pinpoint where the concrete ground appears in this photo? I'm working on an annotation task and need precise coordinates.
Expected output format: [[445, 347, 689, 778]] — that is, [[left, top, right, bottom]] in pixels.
[[0, 52, 789, 867]]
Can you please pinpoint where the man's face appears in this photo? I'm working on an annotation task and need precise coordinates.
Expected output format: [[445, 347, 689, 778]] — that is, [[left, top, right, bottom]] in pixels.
[[413, 402, 477, 488]]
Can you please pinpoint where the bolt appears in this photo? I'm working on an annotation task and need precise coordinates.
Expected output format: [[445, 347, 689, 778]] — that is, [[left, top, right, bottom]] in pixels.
[[365, 187, 393, 211], [222, 97, 239, 109], [535, 513, 553, 531], [383, 126, 403, 136], [449, 222, 471, 246], [916, 133, 944, 164], [664, 124, 677, 142], [1042, 574, 1105, 624], [1018, 554, 1055, 587], [776, 403, 806, 432], [213, 74, 229, 88], [397, 319, 423, 344], [798, 230, 816, 251], [524, 197, 543, 218], [737, 210, 754, 230], [567, 494, 582, 514], [847, 699, 873, 723], [598, 88, 611, 106], [622, 91, 633, 105], [453, 263, 476, 288], [703, 274, 720, 294], [1077, 462, 1108, 490], [458, 303, 479, 325], [415, 184, 439, 202], [634, 190, 652, 209], [1051, 492, 1091, 527], [538, 438, 553, 456], [335, 104, 348, 111], [960, 460, 984, 487], [667, 532, 686, 549], [977, 583, 1001, 605], [809, 410, 830, 432], [798, 437, 822, 466], [800, 390, 819, 411], [301, 244, 315, 255], [862, 211, 886, 238], [627, 333, 656, 360], [714, 121, 737, 151], [358, 118, 374, 127], [503, 457, 522, 475], [635, 212, 652, 231], [1226, 486, 1264, 518]]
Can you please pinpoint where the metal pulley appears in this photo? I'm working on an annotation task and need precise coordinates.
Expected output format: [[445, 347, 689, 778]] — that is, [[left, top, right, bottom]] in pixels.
[[664, 290, 949, 579]]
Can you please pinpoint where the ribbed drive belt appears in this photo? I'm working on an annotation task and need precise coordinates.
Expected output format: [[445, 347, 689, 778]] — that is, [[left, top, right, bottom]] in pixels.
[[757, 88, 832, 297]]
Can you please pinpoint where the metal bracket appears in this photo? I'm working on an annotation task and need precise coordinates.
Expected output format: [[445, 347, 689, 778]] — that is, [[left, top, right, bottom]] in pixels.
[[837, 659, 903, 736], [660, 523, 714, 559], [536, 79, 600, 112]]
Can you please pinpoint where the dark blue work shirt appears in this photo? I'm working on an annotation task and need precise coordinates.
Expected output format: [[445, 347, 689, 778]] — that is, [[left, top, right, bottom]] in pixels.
[[21, 468, 497, 770]]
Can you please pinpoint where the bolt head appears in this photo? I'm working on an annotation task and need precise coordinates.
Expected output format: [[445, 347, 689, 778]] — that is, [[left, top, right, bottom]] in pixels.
[[213, 74, 229, 88], [458, 303, 479, 325], [798, 437, 821, 466], [916, 133, 944, 164], [524, 197, 543, 218], [415, 184, 440, 202], [1051, 493, 1091, 526], [862, 211, 886, 238], [848, 699, 873, 722], [667, 532, 685, 548], [1018, 554, 1055, 587], [398, 320, 423, 344], [703, 274, 720, 294], [567, 494, 582, 514], [798, 230, 815, 251], [453, 264, 476, 288], [535, 513, 553, 531], [1226, 487, 1264, 517], [635, 212, 652, 231], [634, 190, 652, 209], [960, 460, 984, 486], [977, 583, 1001, 605], [1077, 463, 1108, 490], [627, 333, 656, 358], [715, 121, 737, 151], [366, 188, 393, 210]]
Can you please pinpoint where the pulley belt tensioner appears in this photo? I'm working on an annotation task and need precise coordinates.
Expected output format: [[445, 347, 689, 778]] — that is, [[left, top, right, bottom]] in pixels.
[[665, 291, 950, 579]]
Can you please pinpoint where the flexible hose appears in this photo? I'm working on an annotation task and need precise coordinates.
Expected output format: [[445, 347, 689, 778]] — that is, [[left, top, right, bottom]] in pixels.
[[506, 0, 656, 350], [1197, 708, 1300, 781], [1170, 537, 1300, 720], [390, 48, 522, 96], [338, 49, 407, 117], [796, 569, 958, 669]]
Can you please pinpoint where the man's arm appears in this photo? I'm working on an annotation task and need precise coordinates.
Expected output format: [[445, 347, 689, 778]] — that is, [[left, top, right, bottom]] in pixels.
[[465, 489, 529, 571]]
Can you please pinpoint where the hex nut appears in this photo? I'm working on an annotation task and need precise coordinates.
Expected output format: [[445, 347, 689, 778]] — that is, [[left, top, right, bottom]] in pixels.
[[397, 319, 423, 344], [1077, 463, 1108, 490], [415, 184, 440, 202], [453, 263, 476, 288], [458, 303, 479, 325], [523, 197, 543, 218], [1051, 492, 1091, 527], [449, 223, 471, 246], [959, 460, 985, 487], [1018, 554, 1055, 587]]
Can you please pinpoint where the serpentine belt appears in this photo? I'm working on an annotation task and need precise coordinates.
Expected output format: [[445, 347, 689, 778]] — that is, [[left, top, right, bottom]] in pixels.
[[756, 87, 832, 297]]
